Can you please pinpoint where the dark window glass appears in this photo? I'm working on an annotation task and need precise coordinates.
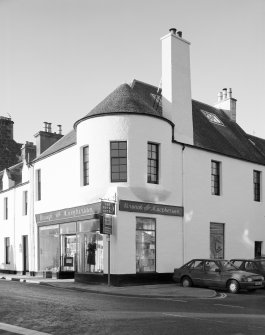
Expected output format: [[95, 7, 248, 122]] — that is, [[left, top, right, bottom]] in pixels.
[[211, 161, 220, 195], [83, 146, 89, 186], [23, 191, 28, 215], [36, 169, 41, 201], [254, 170, 261, 202], [147, 143, 159, 184], [110, 141, 127, 182], [5, 237, 10, 264]]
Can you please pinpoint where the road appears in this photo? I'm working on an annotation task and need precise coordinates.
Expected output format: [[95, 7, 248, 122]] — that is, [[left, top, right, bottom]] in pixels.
[[0, 281, 265, 334]]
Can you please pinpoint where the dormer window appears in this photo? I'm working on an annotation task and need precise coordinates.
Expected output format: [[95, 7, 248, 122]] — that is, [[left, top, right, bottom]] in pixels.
[[201, 110, 224, 126]]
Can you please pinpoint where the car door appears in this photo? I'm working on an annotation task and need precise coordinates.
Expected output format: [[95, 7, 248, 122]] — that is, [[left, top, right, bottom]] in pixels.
[[185, 260, 205, 287], [203, 261, 223, 288]]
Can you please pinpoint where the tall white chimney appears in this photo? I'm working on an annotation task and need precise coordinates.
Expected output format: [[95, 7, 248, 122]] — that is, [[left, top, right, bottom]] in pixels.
[[214, 88, 237, 122], [161, 28, 193, 145]]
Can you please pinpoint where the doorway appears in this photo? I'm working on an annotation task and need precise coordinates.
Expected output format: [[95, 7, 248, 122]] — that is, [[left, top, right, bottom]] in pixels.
[[61, 235, 76, 272], [255, 241, 262, 258], [22, 235, 29, 275]]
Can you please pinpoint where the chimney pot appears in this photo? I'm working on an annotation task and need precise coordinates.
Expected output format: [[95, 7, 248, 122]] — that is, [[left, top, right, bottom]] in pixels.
[[43, 122, 48, 132], [222, 88, 227, 100], [57, 124, 62, 135], [177, 31, 182, 38], [169, 28, 177, 35], [227, 88, 232, 99], [218, 92, 223, 102]]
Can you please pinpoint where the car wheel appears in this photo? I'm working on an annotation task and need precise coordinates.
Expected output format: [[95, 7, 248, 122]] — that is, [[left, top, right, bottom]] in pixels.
[[227, 280, 240, 294], [181, 276, 193, 288]]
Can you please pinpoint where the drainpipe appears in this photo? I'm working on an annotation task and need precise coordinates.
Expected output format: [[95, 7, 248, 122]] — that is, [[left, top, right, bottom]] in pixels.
[[181, 144, 185, 264]]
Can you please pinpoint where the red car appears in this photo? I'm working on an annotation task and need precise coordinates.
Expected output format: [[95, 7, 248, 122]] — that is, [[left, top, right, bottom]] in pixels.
[[173, 259, 264, 293]]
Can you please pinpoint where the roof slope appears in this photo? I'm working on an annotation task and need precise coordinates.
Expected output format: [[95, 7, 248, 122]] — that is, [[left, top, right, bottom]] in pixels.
[[75, 83, 163, 124], [132, 80, 265, 165], [34, 129, 76, 161], [34, 79, 265, 166]]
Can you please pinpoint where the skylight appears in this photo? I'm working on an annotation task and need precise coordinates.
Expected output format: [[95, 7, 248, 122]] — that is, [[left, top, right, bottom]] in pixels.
[[201, 110, 224, 126]]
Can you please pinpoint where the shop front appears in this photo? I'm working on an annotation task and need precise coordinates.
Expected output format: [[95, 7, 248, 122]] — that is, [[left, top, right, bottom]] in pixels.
[[36, 202, 113, 278]]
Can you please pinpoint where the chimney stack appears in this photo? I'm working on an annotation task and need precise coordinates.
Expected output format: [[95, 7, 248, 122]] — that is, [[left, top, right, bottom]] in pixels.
[[161, 28, 193, 144], [34, 122, 64, 156], [214, 88, 237, 122]]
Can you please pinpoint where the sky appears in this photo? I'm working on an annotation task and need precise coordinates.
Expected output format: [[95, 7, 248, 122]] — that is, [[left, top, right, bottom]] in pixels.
[[0, 0, 264, 144]]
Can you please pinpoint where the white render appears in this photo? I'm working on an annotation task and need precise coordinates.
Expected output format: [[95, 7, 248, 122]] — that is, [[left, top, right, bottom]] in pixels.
[[1, 29, 265, 281]]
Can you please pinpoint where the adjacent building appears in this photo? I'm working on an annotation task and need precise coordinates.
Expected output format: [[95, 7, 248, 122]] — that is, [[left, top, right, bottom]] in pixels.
[[1, 29, 265, 284]]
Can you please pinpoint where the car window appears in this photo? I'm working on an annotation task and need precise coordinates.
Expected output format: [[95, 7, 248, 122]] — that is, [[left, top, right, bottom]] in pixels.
[[245, 262, 257, 271], [219, 260, 238, 271], [189, 260, 204, 270], [231, 260, 243, 268], [205, 261, 219, 272]]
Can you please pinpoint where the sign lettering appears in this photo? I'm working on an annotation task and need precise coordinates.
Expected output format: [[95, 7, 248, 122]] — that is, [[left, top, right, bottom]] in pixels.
[[119, 200, 183, 217]]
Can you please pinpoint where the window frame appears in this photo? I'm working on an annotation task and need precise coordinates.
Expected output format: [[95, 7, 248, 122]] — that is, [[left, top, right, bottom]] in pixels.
[[147, 142, 159, 184], [36, 169, 41, 201], [81, 145, 89, 186], [5, 237, 10, 264], [4, 197, 8, 220], [253, 170, 261, 202], [211, 160, 221, 196], [22, 190, 28, 216], [110, 141, 127, 182]]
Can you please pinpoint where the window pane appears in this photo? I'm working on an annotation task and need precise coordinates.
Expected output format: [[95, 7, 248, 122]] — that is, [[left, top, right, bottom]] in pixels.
[[111, 141, 127, 182], [39, 226, 60, 271], [136, 217, 156, 273]]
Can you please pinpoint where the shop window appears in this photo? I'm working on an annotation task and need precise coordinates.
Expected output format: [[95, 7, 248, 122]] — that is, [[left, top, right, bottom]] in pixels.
[[211, 160, 221, 195], [210, 222, 224, 259], [77, 220, 103, 273], [110, 141, 127, 182], [82, 146, 89, 186], [4, 237, 10, 264], [22, 191, 28, 216], [36, 169, 41, 201], [39, 225, 60, 271], [147, 142, 159, 184], [3, 197, 8, 220], [253, 170, 261, 202], [136, 217, 156, 273]]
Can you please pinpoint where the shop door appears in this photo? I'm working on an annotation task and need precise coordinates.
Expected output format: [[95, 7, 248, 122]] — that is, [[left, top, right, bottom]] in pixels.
[[210, 223, 224, 259], [61, 235, 76, 271], [22, 235, 29, 275]]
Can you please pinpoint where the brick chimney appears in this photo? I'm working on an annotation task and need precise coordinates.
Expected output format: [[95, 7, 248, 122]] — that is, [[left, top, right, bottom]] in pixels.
[[161, 28, 193, 145], [0, 116, 14, 140], [34, 122, 63, 156], [214, 88, 237, 122], [21, 141, 36, 163]]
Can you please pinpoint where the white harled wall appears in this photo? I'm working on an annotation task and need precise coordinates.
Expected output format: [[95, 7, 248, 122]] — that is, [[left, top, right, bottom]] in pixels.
[[183, 146, 265, 262]]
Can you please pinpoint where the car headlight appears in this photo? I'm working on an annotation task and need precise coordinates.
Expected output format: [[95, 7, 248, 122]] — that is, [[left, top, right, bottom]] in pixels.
[[241, 276, 253, 282]]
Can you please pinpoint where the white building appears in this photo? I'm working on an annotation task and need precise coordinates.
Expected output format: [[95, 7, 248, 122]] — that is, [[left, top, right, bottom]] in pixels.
[[1, 29, 265, 284]]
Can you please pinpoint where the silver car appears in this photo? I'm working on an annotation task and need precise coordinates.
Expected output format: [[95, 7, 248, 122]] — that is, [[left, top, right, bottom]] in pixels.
[[173, 259, 264, 293]]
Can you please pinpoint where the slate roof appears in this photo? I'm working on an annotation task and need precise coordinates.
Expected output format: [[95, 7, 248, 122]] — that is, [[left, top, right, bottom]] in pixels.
[[33, 79, 265, 166], [34, 129, 76, 161], [74, 83, 164, 127]]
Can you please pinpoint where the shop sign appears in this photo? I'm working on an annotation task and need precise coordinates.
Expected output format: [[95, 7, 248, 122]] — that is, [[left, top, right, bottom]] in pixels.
[[100, 214, 113, 235], [101, 201, 115, 215], [36, 202, 101, 225], [119, 200, 184, 217]]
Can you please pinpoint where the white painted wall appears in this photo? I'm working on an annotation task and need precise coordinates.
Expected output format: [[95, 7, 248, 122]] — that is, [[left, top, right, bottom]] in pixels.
[[183, 146, 265, 262]]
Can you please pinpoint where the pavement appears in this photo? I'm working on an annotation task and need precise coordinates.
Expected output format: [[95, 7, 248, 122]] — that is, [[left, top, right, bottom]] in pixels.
[[0, 273, 217, 299]]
